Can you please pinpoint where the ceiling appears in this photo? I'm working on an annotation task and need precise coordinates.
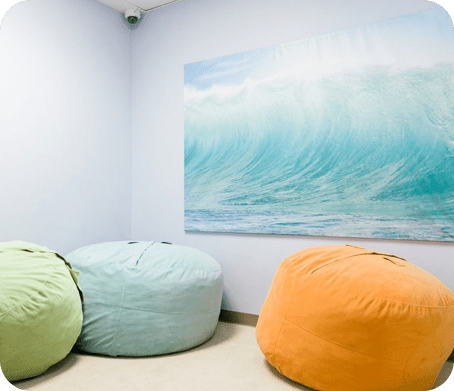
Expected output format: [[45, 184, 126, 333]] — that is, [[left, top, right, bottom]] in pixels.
[[97, 0, 181, 14]]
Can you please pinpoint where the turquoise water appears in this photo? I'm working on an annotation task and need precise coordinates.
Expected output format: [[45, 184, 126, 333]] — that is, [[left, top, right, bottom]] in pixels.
[[184, 64, 454, 241]]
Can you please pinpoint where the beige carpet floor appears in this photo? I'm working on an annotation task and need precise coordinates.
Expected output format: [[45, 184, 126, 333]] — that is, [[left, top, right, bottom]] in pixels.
[[10, 321, 454, 391]]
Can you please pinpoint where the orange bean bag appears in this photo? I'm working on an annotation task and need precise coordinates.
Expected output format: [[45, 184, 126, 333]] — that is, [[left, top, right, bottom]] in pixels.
[[256, 245, 454, 391]]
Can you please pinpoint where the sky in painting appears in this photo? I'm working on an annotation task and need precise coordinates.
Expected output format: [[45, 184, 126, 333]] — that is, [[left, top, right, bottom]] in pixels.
[[185, 7, 454, 94]]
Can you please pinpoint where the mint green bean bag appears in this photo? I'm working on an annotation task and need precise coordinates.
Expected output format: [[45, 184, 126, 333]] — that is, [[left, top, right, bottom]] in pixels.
[[0, 242, 83, 381], [66, 241, 223, 356]]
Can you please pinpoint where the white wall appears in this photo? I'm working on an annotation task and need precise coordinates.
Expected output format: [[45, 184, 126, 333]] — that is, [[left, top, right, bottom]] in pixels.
[[131, 0, 454, 314], [0, 0, 132, 254]]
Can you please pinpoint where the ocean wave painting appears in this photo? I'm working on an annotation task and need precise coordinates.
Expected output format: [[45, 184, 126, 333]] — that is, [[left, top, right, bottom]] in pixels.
[[184, 8, 454, 241]]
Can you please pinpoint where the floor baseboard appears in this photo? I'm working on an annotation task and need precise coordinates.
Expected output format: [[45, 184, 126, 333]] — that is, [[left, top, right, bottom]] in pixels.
[[219, 309, 259, 327]]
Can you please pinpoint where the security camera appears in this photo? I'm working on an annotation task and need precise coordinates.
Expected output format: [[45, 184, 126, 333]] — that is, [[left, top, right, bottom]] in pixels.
[[125, 8, 141, 25]]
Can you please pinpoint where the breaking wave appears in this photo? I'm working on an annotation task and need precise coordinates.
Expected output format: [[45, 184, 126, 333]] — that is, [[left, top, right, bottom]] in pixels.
[[184, 63, 454, 240]]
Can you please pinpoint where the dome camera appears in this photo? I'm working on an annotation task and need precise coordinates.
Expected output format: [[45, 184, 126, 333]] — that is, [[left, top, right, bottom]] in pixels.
[[125, 8, 141, 25]]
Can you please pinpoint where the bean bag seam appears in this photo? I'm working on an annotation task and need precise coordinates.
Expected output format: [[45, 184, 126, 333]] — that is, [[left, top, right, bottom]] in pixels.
[[310, 252, 408, 274], [345, 246, 408, 262], [127, 266, 222, 273], [325, 291, 454, 309], [0, 278, 82, 376], [0, 248, 83, 302], [283, 317, 406, 363], [0, 272, 82, 326], [273, 284, 300, 372], [402, 331, 431, 387], [0, 263, 60, 322], [111, 268, 132, 356], [120, 306, 221, 315], [306, 277, 454, 308], [83, 302, 220, 315]]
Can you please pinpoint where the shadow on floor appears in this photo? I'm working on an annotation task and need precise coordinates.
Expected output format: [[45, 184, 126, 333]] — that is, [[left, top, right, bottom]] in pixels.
[[263, 360, 319, 390], [12, 322, 239, 388], [263, 358, 454, 391], [12, 353, 79, 390]]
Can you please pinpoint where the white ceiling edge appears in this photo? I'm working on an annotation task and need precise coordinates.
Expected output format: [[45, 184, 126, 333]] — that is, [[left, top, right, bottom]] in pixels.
[[97, 0, 181, 14]]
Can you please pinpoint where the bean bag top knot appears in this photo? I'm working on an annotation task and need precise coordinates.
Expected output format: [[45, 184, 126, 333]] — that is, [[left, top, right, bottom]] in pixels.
[[256, 245, 454, 391], [66, 241, 223, 357], [0, 241, 83, 381]]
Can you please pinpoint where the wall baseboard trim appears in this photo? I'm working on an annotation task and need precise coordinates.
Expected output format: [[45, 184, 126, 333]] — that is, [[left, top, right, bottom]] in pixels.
[[219, 309, 259, 327]]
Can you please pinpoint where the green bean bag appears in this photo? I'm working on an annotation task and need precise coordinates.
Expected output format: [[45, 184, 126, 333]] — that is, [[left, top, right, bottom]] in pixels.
[[0, 241, 83, 381]]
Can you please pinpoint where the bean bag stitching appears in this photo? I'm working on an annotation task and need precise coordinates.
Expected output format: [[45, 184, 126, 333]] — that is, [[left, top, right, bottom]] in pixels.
[[323, 291, 454, 308], [128, 267, 221, 273], [84, 302, 220, 315], [0, 263, 60, 322], [283, 317, 407, 362], [401, 332, 432, 388], [110, 264, 134, 356], [292, 284, 454, 309], [0, 272, 82, 325], [110, 242, 156, 353], [0, 278, 82, 377], [310, 252, 408, 274], [345, 245, 408, 259], [0, 249, 82, 303], [273, 282, 301, 373], [99, 305, 219, 315]]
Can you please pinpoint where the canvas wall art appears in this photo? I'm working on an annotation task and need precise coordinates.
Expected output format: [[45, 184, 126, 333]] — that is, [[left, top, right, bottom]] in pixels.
[[184, 8, 454, 241]]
